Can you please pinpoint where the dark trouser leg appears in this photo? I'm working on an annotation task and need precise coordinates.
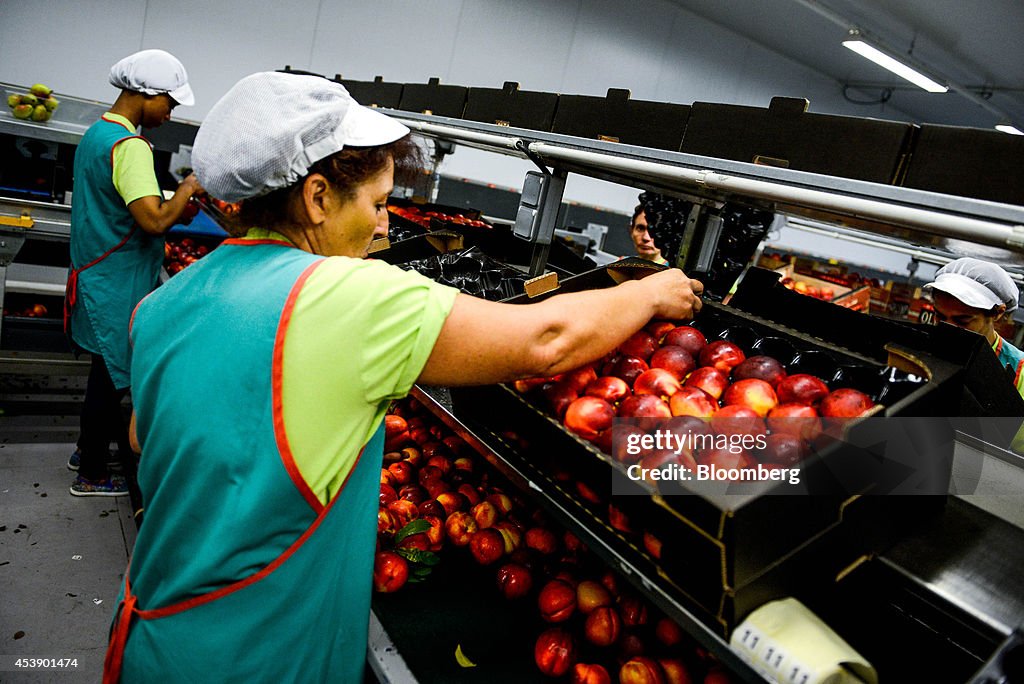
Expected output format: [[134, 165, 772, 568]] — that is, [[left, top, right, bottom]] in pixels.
[[78, 355, 128, 481]]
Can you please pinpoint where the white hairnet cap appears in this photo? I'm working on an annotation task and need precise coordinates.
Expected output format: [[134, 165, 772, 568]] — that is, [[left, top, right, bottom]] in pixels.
[[924, 257, 1019, 312], [191, 71, 410, 203], [109, 49, 193, 106]]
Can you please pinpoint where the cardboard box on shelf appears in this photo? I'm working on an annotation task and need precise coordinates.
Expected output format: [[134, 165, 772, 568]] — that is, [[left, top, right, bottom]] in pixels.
[[773, 264, 870, 312]]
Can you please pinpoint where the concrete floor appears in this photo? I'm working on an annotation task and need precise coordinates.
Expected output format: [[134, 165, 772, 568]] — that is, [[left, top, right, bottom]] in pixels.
[[0, 442, 134, 683]]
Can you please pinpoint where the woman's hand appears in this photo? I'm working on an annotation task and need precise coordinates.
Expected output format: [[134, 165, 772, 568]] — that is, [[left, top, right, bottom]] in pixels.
[[642, 268, 704, 321]]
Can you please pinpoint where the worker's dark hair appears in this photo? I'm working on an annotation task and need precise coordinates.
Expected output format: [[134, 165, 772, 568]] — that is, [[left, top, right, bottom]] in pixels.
[[225, 135, 423, 237], [630, 203, 644, 227]]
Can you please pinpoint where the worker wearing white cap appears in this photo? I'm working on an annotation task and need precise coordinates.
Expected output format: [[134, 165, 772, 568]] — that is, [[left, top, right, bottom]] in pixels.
[[924, 257, 1024, 396], [66, 49, 203, 497], [105, 71, 702, 682]]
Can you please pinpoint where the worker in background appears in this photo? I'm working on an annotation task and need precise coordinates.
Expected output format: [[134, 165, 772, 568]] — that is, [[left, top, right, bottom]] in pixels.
[[65, 49, 203, 497], [103, 71, 702, 683], [629, 203, 668, 265], [924, 257, 1024, 397]]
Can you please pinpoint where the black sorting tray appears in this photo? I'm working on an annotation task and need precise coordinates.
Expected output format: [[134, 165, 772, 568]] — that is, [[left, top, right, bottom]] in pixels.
[[450, 260, 961, 630]]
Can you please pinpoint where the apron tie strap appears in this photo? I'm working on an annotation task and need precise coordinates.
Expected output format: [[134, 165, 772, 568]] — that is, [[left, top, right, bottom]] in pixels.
[[63, 269, 79, 334], [102, 580, 137, 684]]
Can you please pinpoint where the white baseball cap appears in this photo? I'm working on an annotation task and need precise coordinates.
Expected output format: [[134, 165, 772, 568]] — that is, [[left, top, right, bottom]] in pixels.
[[108, 49, 194, 106], [924, 257, 1019, 312], [191, 71, 410, 203]]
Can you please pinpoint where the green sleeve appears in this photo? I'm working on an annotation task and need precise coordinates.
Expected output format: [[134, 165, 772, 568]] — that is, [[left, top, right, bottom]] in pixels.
[[280, 258, 458, 502], [112, 137, 161, 206]]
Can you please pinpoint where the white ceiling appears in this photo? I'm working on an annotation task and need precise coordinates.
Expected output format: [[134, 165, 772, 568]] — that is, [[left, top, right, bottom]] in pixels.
[[665, 0, 1024, 130]]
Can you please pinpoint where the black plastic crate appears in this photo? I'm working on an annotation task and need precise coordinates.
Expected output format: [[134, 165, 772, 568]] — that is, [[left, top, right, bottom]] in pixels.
[[731, 267, 1024, 418], [463, 81, 558, 131], [336, 75, 403, 109], [551, 89, 690, 152], [902, 124, 1024, 206], [398, 77, 468, 118], [450, 260, 963, 630], [681, 97, 914, 184]]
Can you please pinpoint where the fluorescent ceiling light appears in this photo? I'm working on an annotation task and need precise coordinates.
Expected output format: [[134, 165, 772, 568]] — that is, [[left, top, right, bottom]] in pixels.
[[842, 38, 949, 93], [995, 123, 1024, 136]]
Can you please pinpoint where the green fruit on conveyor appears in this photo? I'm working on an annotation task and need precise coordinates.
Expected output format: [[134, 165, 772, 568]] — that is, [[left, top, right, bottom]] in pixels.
[[31, 105, 50, 122], [43, 97, 59, 112], [19, 93, 38, 106], [30, 83, 52, 97], [7, 94, 21, 107], [12, 104, 33, 120]]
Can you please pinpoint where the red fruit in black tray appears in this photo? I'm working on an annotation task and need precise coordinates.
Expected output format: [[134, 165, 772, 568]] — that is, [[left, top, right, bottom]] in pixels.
[[469, 528, 505, 565], [619, 657, 666, 684], [619, 331, 659, 361], [563, 365, 599, 395], [604, 355, 650, 385], [583, 605, 621, 647], [759, 432, 807, 466], [645, 320, 677, 343], [544, 381, 580, 418], [819, 388, 875, 418], [564, 396, 615, 442], [722, 378, 778, 417], [633, 368, 683, 400], [699, 340, 746, 373], [576, 580, 612, 614], [664, 326, 707, 357], [573, 663, 612, 684], [710, 405, 767, 441], [766, 403, 822, 441], [585, 376, 631, 404], [650, 345, 696, 381], [535, 627, 576, 677], [668, 386, 718, 419], [496, 562, 533, 600], [731, 355, 787, 388], [372, 550, 408, 593], [618, 395, 671, 419], [683, 366, 729, 401], [538, 579, 577, 622], [444, 510, 477, 546], [776, 373, 830, 405], [525, 527, 559, 555]]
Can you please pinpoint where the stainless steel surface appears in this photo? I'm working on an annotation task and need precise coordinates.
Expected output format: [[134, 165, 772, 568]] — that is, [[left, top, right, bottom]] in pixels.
[[410, 384, 771, 684], [529, 142, 1024, 253], [367, 611, 417, 684], [6, 263, 68, 295], [388, 110, 1024, 225], [0, 196, 71, 239], [0, 80, 200, 147]]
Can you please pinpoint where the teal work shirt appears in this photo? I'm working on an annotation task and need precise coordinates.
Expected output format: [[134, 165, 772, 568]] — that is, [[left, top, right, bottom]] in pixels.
[[68, 115, 164, 388]]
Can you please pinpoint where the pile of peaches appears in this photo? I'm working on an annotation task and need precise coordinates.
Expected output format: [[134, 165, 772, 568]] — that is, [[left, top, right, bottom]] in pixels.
[[163, 236, 213, 276], [374, 396, 735, 683], [514, 319, 877, 476], [779, 277, 835, 301], [376, 396, 553, 593], [388, 203, 491, 229]]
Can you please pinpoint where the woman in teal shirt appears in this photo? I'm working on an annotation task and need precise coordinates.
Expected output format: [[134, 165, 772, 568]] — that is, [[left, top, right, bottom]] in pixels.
[[67, 49, 202, 497], [105, 71, 704, 682]]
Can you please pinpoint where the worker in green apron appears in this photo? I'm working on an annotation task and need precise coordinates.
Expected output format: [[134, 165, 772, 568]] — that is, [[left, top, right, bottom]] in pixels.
[[66, 49, 202, 496], [106, 71, 704, 682]]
